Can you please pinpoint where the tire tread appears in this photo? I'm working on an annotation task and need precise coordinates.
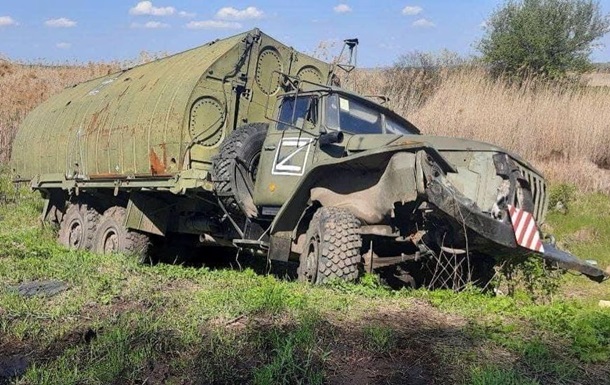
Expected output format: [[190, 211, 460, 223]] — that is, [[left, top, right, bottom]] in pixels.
[[301, 207, 362, 284], [211, 123, 267, 217], [58, 203, 100, 250]]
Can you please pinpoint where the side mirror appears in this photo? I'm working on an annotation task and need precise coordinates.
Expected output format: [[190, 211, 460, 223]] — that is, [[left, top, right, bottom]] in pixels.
[[319, 131, 344, 146]]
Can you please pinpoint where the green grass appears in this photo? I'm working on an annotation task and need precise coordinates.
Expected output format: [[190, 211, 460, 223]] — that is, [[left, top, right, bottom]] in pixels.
[[545, 187, 610, 302], [362, 325, 395, 354], [546, 189, 610, 268], [469, 366, 539, 385], [1, 187, 609, 384], [252, 316, 326, 385]]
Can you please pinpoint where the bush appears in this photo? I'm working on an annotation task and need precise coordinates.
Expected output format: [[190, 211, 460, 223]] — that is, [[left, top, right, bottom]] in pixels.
[[478, 0, 610, 81], [381, 50, 470, 115], [548, 183, 577, 210]]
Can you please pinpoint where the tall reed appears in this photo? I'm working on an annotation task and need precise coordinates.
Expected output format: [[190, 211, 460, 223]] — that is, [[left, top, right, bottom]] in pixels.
[[0, 59, 117, 162], [350, 67, 610, 192]]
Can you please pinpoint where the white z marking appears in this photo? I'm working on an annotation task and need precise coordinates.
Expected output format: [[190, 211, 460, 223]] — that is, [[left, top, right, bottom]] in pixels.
[[272, 138, 313, 176]]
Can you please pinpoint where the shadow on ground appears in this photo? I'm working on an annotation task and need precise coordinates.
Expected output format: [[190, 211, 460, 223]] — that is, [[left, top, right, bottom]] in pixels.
[[150, 245, 420, 290]]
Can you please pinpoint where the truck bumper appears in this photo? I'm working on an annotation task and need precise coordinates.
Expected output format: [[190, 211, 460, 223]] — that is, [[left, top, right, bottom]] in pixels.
[[426, 178, 608, 283]]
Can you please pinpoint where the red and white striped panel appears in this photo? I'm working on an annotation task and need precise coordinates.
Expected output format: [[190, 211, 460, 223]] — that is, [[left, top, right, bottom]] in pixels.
[[507, 205, 545, 253]]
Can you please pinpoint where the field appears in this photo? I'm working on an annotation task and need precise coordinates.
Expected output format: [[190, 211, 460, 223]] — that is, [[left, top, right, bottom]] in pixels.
[[1, 182, 609, 384], [1, 60, 610, 384]]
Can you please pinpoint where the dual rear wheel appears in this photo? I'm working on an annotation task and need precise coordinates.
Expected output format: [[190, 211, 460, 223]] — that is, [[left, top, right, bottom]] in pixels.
[[58, 204, 100, 250], [58, 203, 150, 259], [93, 207, 150, 260]]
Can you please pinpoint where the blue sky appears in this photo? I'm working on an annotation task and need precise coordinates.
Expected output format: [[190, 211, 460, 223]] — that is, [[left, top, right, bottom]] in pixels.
[[1, 1, 610, 67]]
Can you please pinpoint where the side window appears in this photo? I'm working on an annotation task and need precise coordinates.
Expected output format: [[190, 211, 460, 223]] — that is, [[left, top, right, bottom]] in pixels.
[[325, 94, 340, 131]]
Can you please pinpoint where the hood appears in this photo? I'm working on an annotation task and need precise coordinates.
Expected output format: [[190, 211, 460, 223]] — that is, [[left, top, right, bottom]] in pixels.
[[344, 134, 540, 175]]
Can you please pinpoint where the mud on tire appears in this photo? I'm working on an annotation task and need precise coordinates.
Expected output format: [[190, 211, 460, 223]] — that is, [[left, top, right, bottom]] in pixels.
[[211, 123, 268, 218], [298, 206, 363, 284], [93, 206, 151, 262], [58, 203, 100, 250]]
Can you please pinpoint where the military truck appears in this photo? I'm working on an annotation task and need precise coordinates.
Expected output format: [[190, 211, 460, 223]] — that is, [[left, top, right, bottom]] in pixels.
[[10, 29, 607, 287]]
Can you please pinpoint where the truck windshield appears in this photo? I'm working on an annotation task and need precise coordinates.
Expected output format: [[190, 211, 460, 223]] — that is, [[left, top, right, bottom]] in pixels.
[[325, 94, 382, 134], [277, 95, 316, 130]]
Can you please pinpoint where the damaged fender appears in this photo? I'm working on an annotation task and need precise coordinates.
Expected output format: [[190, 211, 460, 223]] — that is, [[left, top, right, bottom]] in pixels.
[[268, 144, 443, 259]]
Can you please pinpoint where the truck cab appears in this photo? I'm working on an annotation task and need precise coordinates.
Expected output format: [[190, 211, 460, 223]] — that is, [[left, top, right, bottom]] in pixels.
[[254, 86, 420, 208]]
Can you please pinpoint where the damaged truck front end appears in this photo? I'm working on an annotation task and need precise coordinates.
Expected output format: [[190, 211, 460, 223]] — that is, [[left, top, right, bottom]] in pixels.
[[420, 145, 607, 283], [267, 87, 608, 287]]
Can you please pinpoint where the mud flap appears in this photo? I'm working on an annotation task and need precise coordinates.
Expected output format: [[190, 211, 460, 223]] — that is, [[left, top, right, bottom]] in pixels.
[[539, 243, 608, 283]]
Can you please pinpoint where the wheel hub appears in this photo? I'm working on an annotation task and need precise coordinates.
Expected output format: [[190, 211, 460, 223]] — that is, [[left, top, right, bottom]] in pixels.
[[102, 230, 119, 254], [249, 153, 261, 182], [302, 236, 320, 283], [68, 220, 83, 248]]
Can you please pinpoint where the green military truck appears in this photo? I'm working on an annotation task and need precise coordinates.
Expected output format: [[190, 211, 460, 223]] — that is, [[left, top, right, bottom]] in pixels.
[[11, 29, 607, 287]]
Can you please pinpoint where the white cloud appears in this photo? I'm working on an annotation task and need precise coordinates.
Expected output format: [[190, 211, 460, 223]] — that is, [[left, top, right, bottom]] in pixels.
[[129, 1, 175, 16], [402, 6, 422, 16], [215, 6, 264, 20], [131, 21, 170, 29], [0, 16, 18, 26], [179, 11, 196, 18], [412, 18, 435, 28], [56, 42, 71, 49], [186, 20, 242, 29], [379, 43, 400, 51], [479, 20, 488, 28], [44, 17, 77, 28], [333, 4, 352, 13]]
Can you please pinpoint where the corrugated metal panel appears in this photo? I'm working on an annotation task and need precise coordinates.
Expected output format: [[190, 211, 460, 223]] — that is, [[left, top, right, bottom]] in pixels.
[[11, 31, 249, 179]]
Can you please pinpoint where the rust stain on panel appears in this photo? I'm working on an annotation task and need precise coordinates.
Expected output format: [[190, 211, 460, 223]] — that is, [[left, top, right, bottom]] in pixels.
[[89, 173, 127, 179], [149, 147, 166, 175], [393, 140, 422, 147], [87, 102, 110, 134]]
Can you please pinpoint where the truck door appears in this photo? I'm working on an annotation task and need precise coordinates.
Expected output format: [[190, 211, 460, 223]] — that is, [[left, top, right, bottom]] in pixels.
[[253, 95, 319, 212]]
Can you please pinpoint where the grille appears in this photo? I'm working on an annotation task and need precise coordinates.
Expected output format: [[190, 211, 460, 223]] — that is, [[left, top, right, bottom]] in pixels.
[[517, 164, 548, 223]]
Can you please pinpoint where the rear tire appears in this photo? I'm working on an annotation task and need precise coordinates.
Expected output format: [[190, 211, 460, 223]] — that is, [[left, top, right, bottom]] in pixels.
[[298, 207, 362, 284], [58, 203, 100, 250], [93, 207, 150, 262]]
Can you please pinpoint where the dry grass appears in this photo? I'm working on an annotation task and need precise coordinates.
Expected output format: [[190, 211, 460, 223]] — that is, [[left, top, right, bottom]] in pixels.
[[0, 59, 117, 162], [1, 56, 610, 192], [582, 72, 610, 87], [350, 67, 610, 192]]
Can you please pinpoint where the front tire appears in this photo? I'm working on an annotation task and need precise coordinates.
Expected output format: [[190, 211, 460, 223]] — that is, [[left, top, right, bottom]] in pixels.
[[298, 207, 362, 284]]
